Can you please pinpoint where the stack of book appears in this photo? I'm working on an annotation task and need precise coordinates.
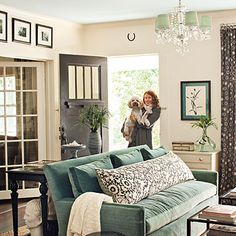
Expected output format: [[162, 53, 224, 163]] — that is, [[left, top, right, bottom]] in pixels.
[[25, 160, 58, 170], [207, 225, 236, 236], [199, 205, 236, 223], [172, 141, 194, 151]]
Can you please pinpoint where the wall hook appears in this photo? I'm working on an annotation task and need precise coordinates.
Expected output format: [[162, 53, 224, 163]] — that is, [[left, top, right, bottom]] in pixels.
[[127, 33, 136, 41]]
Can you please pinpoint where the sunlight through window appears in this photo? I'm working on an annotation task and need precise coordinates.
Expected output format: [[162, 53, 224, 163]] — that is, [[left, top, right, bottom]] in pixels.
[[108, 55, 160, 150]]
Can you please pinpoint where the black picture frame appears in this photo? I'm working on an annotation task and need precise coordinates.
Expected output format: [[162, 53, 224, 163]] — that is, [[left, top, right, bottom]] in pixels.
[[181, 81, 211, 120], [36, 24, 53, 48], [12, 18, 31, 44], [0, 11, 7, 42]]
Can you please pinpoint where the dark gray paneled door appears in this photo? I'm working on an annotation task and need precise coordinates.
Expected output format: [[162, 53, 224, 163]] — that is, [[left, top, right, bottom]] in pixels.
[[59, 54, 108, 159]]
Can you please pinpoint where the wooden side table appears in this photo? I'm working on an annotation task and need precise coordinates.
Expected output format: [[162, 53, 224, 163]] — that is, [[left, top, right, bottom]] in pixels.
[[7, 167, 49, 236], [173, 150, 220, 171]]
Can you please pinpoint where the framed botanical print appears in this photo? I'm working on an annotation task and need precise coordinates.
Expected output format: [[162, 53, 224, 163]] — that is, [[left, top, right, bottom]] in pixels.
[[12, 18, 31, 44], [181, 81, 211, 120], [36, 24, 53, 48], [0, 11, 7, 42]]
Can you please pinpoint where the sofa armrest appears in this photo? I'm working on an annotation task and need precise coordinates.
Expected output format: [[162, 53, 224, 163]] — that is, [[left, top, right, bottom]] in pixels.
[[191, 170, 218, 186], [101, 202, 145, 236], [54, 197, 74, 236]]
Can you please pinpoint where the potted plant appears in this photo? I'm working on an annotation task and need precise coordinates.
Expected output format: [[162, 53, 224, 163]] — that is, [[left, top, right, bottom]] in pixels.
[[191, 116, 218, 152], [80, 105, 110, 154]]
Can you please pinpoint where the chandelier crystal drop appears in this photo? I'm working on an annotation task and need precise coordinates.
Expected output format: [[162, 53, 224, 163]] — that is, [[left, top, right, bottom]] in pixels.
[[155, 0, 212, 55]]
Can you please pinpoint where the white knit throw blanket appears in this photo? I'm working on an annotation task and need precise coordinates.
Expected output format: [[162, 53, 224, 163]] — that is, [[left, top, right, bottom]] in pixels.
[[67, 192, 113, 236]]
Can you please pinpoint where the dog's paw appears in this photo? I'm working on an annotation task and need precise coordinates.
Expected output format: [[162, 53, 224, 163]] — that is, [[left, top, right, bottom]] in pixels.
[[129, 114, 136, 121], [145, 119, 150, 127], [140, 117, 145, 125], [144, 105, 153, 113]]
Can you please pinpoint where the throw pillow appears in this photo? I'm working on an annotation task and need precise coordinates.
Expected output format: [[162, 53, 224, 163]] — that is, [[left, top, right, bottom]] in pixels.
[[68, 157, 113, 197], [96, 151, 194, 204], [140, 146, 168, 160], [110, 149, 143, 168]]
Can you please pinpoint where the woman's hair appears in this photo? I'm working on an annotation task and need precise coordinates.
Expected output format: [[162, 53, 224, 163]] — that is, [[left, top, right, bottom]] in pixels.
[[143, 90, 160, 108]]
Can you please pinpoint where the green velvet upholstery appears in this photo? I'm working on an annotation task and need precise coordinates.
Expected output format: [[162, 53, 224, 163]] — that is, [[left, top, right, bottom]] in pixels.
[[136, 180, 216, 234], [140, 146, 168, 160], [101, 202, 145, 236], [110, 149, 143, 168], [192, 170, 218, 187], [147, 195, 218, 236], [44, 145, 150, 236], [68, 157, 113, 197], [44, 145, 218, 236]]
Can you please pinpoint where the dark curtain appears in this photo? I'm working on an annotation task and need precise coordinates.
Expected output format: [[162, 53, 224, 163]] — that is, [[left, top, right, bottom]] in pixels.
[[220, 24, 236, 194]]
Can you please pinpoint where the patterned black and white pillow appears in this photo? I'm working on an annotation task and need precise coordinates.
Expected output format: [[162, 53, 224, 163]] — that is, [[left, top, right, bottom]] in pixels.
[[96, 151, 194, 204]]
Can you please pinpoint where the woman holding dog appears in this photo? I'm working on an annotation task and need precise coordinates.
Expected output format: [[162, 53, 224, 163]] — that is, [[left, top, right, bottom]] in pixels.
[[122, 90, 161, 149]]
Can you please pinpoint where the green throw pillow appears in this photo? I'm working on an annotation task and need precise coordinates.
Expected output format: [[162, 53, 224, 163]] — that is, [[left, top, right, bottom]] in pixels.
[[68, 157, 113, 197], [140, 146, 168, 160], [110, 149, 143, 168]]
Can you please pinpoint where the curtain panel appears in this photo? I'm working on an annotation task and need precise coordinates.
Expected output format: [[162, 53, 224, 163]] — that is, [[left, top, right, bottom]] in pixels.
[[220, 24, 236, 194]]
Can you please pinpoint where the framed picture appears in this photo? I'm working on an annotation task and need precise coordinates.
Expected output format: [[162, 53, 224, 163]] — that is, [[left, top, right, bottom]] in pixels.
[[181, 81, 211, 120], [0, 11, 7, 42], [36, 24, 53, 48], [12, 18, 31, 44]]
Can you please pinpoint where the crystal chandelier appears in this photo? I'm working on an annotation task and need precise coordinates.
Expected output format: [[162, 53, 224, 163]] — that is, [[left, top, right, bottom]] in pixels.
[[155, 0, 212, 55]]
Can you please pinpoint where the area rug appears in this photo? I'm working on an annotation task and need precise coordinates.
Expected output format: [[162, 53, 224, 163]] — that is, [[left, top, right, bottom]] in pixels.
[[0, 225, 30, 236]]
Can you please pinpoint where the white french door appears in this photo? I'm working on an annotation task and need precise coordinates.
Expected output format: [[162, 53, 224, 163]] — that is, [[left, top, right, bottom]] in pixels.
[[0, 62, 46, 199]]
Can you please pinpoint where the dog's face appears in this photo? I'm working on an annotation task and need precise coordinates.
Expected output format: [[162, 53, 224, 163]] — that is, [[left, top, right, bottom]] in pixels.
[[128, 96, 143, 108]]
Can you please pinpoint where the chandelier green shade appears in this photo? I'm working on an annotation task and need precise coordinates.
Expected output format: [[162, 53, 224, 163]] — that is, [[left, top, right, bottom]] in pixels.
[[155, 0, 212, 55], [155, 14, 170, 29], [200, 15, 212, 30], [185, 11, 198, 26]]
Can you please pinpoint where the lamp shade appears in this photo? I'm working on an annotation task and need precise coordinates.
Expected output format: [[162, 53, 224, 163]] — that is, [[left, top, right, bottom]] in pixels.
[[185, 11, 198, 26], [200, 15, 212, 30], [155, 14, 170, 30]]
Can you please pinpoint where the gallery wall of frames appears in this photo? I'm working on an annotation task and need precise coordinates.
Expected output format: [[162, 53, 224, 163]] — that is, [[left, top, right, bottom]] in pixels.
[[0, 10, 53, 48]]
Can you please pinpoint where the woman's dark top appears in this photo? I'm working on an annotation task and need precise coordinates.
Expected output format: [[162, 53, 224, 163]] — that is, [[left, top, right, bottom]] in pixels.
[[122, 107, 161, 149]]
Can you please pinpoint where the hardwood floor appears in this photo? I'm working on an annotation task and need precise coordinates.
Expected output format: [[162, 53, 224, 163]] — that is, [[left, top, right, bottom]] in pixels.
[[0, 198, 32, 234]]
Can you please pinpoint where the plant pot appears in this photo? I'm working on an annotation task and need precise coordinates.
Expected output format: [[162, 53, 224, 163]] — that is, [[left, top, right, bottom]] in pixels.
[[88, 131, 102, 154]]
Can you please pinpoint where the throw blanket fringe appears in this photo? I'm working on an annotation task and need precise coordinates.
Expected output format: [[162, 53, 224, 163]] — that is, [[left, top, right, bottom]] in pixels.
[[67, 192, 113, 236]]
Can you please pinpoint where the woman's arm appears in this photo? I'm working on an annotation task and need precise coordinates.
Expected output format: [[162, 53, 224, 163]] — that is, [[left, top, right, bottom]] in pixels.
[[148, 107, 161, 127]]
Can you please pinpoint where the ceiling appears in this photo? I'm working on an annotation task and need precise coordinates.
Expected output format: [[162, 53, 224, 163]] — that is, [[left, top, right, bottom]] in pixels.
[[0, 0, 236, 24]]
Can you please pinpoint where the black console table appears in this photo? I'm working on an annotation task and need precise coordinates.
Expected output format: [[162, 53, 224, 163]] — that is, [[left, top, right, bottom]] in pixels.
[[7, 167, 49, 236]]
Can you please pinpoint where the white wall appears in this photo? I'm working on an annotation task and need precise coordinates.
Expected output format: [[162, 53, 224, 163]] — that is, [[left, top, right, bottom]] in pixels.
[[0, 4, 86, 159], [1, 4, 235, 155], [82, 10, 236, 150]]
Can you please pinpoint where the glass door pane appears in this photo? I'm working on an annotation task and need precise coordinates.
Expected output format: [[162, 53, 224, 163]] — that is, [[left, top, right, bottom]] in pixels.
[[0, 62, 45, 199]]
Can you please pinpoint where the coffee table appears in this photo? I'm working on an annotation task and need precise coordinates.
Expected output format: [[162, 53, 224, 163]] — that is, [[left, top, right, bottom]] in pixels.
[[187, 206, 236, 236]]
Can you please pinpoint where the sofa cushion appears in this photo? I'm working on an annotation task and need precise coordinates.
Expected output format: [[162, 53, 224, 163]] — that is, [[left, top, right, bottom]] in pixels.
[[68, 157, 113, 197], [96, 151, 194, 204], [140, 146, 168, 160], [136, 180, 217, 234], [110, 149, 143, 168]]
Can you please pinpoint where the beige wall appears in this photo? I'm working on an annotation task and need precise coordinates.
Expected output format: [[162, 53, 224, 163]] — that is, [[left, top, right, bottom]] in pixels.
[[1, 4, 235, 155], [0, 4, 86, 159], [82, 10, 236, 150]]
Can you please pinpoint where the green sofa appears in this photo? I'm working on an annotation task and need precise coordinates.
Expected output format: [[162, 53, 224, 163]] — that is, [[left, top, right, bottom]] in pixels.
[[44, 145, 218, 236]]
